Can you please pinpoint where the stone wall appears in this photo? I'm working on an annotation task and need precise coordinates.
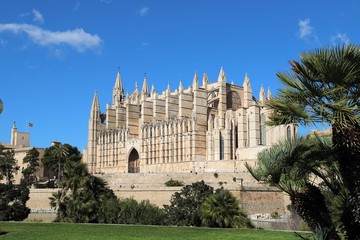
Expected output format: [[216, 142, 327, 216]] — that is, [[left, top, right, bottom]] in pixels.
[[98, 172, 289, 214], [26, 172, 289, 217], [28, 188, 57, 210]]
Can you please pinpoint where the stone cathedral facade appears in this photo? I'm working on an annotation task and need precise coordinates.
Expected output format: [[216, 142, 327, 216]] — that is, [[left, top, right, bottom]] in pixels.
[[83, 68, 297, 175]]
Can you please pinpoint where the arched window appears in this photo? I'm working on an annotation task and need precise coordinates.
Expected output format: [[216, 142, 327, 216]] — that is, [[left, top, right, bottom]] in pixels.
[[287, 126, 291, 140], [226, 91, 241, 110], [260, 114, 266, 145], [128, 148, 140, 173]]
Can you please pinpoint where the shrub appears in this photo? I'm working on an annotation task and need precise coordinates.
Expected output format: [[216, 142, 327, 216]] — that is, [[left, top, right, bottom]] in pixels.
[[164, 181, 214, 226], [118, 198, 166, 225], [164, 178, 184, 187], [200, 188, 253, 228]]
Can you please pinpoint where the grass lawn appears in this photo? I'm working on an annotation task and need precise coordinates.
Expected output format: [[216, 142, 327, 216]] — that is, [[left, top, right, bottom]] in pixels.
[[0, 222, 308, 240]]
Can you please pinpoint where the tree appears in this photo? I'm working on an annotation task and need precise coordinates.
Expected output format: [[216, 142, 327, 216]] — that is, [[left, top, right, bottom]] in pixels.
[[0, 146, 40, 221], [114, 198, 166, 225], [21, 147, 40, 186], [164, 180, 214, 226], [50, 160, 117, 223], [200, 188, 253, 228], [265, 44, 360, 239], [42, 143, 81, 184], [246, 136, 341, 239], [0, 145, 18, 184]]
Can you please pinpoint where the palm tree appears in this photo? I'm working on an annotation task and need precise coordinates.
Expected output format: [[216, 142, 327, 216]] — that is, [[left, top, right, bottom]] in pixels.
[[246, 136, 340, 239], [60, 161, 88, 194], [200, 188, 252, 228], [50, 160, 117, 223], [265, 44, 360, 239], [52, 143, 69, 184]]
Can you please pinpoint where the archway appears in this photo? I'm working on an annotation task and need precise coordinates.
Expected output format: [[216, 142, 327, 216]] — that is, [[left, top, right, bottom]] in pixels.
[[128, 148, 140, 173]]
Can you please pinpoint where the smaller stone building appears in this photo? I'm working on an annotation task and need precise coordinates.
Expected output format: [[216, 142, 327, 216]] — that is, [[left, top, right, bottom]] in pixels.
[[0, 122, 49, 184]]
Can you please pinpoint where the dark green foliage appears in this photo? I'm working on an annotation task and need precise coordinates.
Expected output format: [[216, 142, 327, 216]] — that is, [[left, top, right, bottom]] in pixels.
[[21, 148, 40, 186], [41, 143, 81, 183], [0, 184, 29, 221], [291, 184, 340, 240], [117, 198, 166, 225], [264, 44, 360, 239], [0, 145, 18, 183], [97, 197, 166, 225], [164, 178, 184, 187], [97, 197, 121, 224], [200, 188, 253, 228], [0, 146, 39, 221], [164, 180, 214, 226], [246, 137, 340, 239], [46, 143, 114, 223], [50, 161, 117, 223], [47, 144, 166, 225]]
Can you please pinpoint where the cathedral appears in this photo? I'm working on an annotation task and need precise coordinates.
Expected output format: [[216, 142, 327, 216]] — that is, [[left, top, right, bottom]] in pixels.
[[83, 68, 297, 175]]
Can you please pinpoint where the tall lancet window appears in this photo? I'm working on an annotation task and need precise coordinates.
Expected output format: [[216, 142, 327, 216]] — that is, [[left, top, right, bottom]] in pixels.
[[220, 131, 224, 160], [287, 126, 291, 140], [247, 116, 250, 147], [235, 126, 238, 149], [260, 114, 266, 145]]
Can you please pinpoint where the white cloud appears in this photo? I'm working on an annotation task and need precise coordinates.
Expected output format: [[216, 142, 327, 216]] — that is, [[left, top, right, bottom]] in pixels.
[[0, 23, 102, 52], [298, 18, 312, 38], [331, 33, 350, 45], [32, 9, 44, 24], [138, 7, 149, 17]]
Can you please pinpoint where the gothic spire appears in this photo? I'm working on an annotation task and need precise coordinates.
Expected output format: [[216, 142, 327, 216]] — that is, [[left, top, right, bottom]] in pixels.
[[151, 84, 155, 97], [217, 67, 226, 83], [267, 86, 272, 100], [259, 85, 265, 103], [178, 80, 183, 93], [243, 73, 252, 90], [91, 91, 101, 120], [166, 82, 171, 96], [112, 68, 124, 106], [243, 73, 253, 108], [141, 73, 149, 96], [192, 72, 199, 90], [202, 73, 208, 89]]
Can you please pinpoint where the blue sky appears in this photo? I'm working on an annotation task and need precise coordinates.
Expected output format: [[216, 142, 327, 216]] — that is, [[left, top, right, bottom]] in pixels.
[[0, 0, 359, 151]]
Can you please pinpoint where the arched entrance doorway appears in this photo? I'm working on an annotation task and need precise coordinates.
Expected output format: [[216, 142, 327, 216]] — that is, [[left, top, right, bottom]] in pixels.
[[128, 148, 140, 173]]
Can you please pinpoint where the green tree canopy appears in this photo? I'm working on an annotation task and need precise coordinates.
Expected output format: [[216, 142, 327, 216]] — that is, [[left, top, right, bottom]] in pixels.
[[200, 188, 252, 228], [50, 160, 117, 223], [246, 136, 341, 239], [42, 143, 81, 184], [267, 44, 360, 127], [164, 180, 214, 226], [263, 44, 360, 239], [0, 146, 40, 221], [0, 145, 18, 184]]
